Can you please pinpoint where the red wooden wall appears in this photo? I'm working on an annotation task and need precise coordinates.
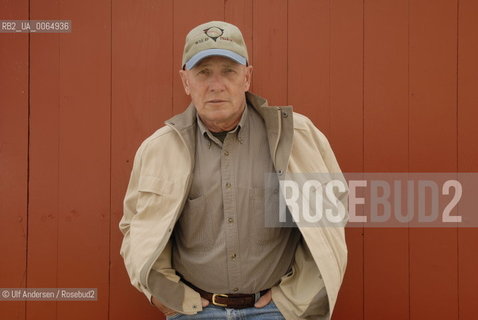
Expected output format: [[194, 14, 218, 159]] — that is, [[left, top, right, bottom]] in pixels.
[[1, 0, 477, 319]]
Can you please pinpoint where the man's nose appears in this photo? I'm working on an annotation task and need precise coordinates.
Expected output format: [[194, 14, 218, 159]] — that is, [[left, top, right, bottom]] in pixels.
[[208, 73, 226, 92]]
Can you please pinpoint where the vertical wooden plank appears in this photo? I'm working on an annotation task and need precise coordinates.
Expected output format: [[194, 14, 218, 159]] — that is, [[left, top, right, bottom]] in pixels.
[[362, 1, 410, 320], [457, 0, 478, 172], [28, 0, 111, 319], [327, 0, 364, 319], [252, 0, 287, 106], [0, 1, 29, 319], [110, 1, 173, 319], [27, 0, 61, 319], [288, 2, 364, 319], [457, 0, 478, 319], [288, 0, 330, 132], [224, 0, 253, 90], [224, 0, 253, 65], [329, 0, 363, 174], [172, 0, 225, 114], [56, 0, 111, 318], [409, 0, 458, 319]]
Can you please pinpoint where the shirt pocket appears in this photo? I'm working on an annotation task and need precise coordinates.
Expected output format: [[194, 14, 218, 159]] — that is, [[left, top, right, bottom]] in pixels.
[[175, 194, 214, 251], [250, 187, 281, 246]]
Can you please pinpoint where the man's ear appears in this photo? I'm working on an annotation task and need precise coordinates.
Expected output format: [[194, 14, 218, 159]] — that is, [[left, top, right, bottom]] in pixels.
[[244, 65, 253, 92], [179, 70, 190, 95]]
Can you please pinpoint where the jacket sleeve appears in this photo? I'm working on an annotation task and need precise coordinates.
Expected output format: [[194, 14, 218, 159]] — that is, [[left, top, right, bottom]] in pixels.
[[118, 139, 203, 314], [273, 114, 349, 320], [307, 119, 349, 275], [307, 118, 349, 228], [118, 142, 155, 304]]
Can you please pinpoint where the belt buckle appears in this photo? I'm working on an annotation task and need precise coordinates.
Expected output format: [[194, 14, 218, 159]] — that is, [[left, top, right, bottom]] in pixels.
[[211, 293, 229, 307]]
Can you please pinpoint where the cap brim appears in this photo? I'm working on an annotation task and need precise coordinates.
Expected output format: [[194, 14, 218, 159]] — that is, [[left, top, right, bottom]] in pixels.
[[185, 49, 247, 70]]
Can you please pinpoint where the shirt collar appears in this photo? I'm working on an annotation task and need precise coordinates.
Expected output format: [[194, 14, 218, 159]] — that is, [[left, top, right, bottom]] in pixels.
[[196, 102, 249, 144]]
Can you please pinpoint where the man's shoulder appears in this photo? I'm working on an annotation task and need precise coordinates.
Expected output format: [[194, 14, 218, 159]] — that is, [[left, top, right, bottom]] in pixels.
[[143, 125, 175, 143], [291, 111, 329, 142], [136, 125, 178, 154], [292, 112, 315, 131]]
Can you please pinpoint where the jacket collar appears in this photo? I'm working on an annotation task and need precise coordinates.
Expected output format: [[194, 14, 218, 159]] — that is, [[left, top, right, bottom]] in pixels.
[[164, 91, 293, 173], [245, 92, 294, 174]]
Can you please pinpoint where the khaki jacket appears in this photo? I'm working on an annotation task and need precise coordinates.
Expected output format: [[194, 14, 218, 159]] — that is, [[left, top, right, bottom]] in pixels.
[[119, 92, 348, 320]]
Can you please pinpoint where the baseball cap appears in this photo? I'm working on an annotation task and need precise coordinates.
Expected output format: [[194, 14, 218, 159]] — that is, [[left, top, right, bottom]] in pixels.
[[182, 21, 249, 70]]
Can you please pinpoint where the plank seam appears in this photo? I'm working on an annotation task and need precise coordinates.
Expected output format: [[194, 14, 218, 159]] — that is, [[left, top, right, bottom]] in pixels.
[[407, 0, 411, 319], [362, 0, 366, 310], [456, 0, 460, 319], [25, 0, 31, 319], [108, 0, 113, 319]]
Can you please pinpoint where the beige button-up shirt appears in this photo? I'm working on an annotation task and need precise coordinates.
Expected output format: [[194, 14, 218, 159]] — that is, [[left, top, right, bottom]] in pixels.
[[172, 102, 301, 294]]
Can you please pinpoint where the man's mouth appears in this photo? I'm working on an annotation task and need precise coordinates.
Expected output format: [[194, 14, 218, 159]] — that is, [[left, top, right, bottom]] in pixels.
[[207, 99, 227, 103]]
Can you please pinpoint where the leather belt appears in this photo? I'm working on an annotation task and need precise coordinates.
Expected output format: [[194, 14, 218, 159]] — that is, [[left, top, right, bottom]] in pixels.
[[182, 278, 268, 309]]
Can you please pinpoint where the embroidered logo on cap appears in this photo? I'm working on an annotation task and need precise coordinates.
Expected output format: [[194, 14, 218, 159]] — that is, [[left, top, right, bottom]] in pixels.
[[203, 26, 224, 42]]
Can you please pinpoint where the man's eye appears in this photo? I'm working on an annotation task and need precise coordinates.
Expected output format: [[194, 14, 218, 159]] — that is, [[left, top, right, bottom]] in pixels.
[[198, 69, 209, 75]]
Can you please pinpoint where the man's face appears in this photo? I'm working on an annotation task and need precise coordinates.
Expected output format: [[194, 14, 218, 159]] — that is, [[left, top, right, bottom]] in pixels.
[[179, 56, 252, 129]]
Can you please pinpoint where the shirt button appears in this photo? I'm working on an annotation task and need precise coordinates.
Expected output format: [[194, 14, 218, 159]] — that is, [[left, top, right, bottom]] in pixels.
[[224, 150, 229, 156], [233, 288, 239, 292], [226, 182, 231, 189], [231, 253, 237, 260], [228, 217, 234, 223]]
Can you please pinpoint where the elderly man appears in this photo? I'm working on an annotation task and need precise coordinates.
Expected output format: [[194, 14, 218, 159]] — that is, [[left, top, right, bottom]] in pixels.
[[119, 21, 348, 320]]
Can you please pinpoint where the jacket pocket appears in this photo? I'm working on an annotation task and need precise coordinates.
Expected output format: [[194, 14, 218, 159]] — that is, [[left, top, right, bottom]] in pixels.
[[250, 187, 281, 246], [136, 175, 173, 213], [138, 175, 173, 195]]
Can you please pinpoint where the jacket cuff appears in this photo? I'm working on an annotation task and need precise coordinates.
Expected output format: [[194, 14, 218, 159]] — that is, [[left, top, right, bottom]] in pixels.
[[139, 284, 153, 305], [148, 269, 203, 314]]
